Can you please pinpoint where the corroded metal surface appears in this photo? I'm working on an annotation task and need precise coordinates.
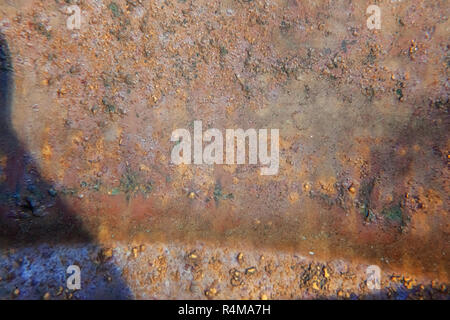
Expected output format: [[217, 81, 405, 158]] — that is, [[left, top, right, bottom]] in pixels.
[[0, 242, 449, 300], [0, 0, 448, 299]]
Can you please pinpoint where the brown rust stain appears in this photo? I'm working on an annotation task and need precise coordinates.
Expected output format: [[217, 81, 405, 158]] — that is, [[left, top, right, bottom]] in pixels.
[[0, 0, 448, 283]]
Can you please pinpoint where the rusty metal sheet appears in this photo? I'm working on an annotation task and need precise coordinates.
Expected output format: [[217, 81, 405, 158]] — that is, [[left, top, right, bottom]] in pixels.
[[0, 0, 448, 299]]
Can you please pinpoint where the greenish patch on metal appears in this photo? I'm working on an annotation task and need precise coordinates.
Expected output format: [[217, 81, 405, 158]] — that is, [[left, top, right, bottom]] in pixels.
[[213, 183, 222, 203], [223, 193, 234, 200], [213, 182, 233, 204], [102, 97, 116, 113], [109, 2, 122, 18], [110, 187, 120, 196], [358, 178, 375, 219], [34, 22, 51, 39], [60, 187, 78, 196], [120, 169, 153, 201], [382, 204, 402, 222], [220, 46, 228, 57], [91, 180, 101, 192]]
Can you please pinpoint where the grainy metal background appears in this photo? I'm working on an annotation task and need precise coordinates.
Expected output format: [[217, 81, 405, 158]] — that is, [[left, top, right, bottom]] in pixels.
[[0, 0, 448, 299]]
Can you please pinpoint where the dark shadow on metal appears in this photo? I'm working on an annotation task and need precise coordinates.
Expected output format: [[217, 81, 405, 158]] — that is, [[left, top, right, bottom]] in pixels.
[[0, 33, 132, 299]]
